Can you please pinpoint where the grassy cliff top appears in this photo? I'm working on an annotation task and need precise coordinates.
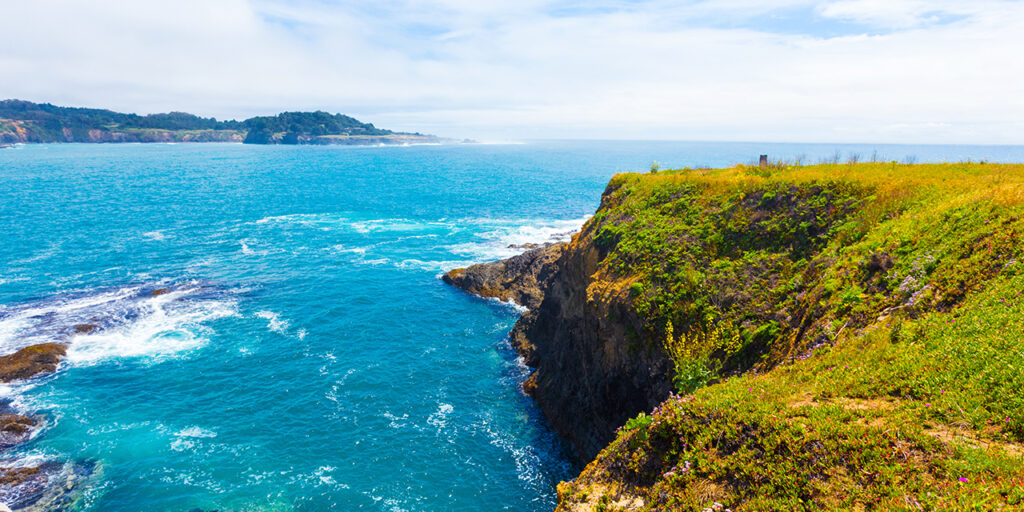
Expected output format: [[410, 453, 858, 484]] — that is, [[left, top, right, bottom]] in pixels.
[[558, 162, 1024, 511]]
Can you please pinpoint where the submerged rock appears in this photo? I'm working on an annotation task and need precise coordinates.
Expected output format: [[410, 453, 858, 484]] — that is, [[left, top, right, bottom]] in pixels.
[[442, 243, 566, 310], [71, 324, 96, 335], [0, 344, 67, 382], [0, 414, 37, 449], [0, 460, 90, 511]]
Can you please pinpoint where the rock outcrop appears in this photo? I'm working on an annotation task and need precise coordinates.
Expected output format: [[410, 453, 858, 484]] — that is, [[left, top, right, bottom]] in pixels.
[[442, 243, 566, 310], [0, 344, 67, 383]]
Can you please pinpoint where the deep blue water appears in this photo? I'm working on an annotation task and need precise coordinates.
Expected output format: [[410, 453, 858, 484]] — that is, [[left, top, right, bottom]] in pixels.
[[1, 140, 1024, 511]]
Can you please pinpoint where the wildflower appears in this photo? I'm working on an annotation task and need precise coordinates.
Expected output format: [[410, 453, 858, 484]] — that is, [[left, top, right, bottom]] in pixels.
[[925, 404, 931, 407], [958, 477, 969, 483]]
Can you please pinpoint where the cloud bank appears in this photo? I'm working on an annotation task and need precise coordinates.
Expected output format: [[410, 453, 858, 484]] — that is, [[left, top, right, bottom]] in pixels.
[[1, 0, 1021, 143]]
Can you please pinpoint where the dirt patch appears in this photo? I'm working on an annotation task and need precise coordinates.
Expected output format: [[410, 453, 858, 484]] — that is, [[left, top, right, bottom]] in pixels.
[[926, 426, 1024, 458]]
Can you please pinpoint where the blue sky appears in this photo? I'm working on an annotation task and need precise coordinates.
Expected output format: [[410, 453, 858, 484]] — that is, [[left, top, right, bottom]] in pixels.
[[1, 0, 1022, 143]]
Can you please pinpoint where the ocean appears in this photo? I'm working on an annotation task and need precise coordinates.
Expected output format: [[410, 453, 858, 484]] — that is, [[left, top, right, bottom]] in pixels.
[[2, 140, 1024, 511]]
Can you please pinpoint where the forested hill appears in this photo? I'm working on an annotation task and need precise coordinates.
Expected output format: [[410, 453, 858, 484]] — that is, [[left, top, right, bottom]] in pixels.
[[242, 111, 391, 143], [0, 99, 440, 145]]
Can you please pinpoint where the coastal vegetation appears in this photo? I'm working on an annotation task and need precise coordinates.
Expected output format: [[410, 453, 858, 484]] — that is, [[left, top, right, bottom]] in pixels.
[[563, 162, 1024, 511], [0, 99, 439, 145], [446, 161, 1024, 511]]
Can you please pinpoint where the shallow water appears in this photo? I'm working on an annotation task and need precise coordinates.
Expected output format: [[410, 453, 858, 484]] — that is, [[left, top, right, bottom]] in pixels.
[[1, 141, 1023, 511]]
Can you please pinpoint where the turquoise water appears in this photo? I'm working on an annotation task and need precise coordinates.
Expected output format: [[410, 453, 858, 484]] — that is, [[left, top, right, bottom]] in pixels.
[[2, 141, 1024, 511]]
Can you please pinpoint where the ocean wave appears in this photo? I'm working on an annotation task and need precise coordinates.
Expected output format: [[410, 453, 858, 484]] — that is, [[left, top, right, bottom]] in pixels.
[[248, 212, 589, 273], [0, 281, 239, 365], [445, 215, 590, 262]]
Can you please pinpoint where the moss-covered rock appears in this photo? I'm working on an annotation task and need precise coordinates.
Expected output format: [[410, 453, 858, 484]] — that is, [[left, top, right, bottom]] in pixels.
[[0, 344, 66, 382]]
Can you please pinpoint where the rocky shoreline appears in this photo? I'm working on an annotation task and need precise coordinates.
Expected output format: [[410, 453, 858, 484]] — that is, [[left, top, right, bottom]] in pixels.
[[0, 335, 87, 511], [0, 286, 181, 510]]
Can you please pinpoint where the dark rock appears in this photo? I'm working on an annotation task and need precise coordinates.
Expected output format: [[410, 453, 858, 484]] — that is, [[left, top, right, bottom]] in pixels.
[[72, 324, 96, 334], [442, 243, 566, 310], [150, 288, 170, 296], [0, 344, 67, 382], [865, 251, 895, 275], [507, 243, 543, 250]]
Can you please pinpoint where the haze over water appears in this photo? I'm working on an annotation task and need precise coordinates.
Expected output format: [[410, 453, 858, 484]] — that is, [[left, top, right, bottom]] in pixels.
[[2, 141, 1024, 511]]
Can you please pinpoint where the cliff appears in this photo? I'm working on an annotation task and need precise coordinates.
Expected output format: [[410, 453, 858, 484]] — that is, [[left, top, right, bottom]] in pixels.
[[446, 162, 1024, 511]]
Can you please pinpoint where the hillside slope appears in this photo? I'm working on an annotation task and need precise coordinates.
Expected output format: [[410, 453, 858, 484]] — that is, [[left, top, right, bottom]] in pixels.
[[446, 161, 1024, 510]]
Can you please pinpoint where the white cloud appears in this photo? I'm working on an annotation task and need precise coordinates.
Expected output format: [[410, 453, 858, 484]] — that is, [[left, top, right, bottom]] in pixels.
[[0, 0, 1022, 143]]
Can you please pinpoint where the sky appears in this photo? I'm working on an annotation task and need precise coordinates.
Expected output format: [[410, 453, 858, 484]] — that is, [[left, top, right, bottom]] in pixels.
[[1, 0, 1022, 143]]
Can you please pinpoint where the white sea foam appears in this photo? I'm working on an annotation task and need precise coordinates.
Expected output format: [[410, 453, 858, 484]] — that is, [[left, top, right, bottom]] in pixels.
[[383, 411, 409, 429], [329, 244, 368, 254], [67, 288, 237, 365], [0, 282, 238, 366], [446, 215, 590, 262], [239, 238, 276, 256], [489, 297, 529, 313], [175, 426, 217, 438], [0, 276, 29, 286], [314, 466, 343, 487], [479, 416, 549, 488], [142, 231, 167, 241], [255, 310, 290, 334], [427, 403, 454, 430]]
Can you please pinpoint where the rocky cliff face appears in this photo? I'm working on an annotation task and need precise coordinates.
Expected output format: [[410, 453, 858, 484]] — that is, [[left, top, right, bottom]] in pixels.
[[0, 119, 244, 144], [512, 234, 672, 463], [444, 192, 673, 463]]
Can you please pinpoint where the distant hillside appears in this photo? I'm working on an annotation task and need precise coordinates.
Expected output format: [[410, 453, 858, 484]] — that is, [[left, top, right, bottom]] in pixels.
[[0, 100, 440, 145]]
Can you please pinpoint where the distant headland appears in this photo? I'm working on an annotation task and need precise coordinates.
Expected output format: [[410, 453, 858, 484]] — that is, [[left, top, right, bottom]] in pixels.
[[0, 99, 450, 145]]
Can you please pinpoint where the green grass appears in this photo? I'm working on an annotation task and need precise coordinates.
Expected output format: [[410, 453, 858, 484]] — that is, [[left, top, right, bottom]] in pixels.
[[556, 162, 1024, 511]]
